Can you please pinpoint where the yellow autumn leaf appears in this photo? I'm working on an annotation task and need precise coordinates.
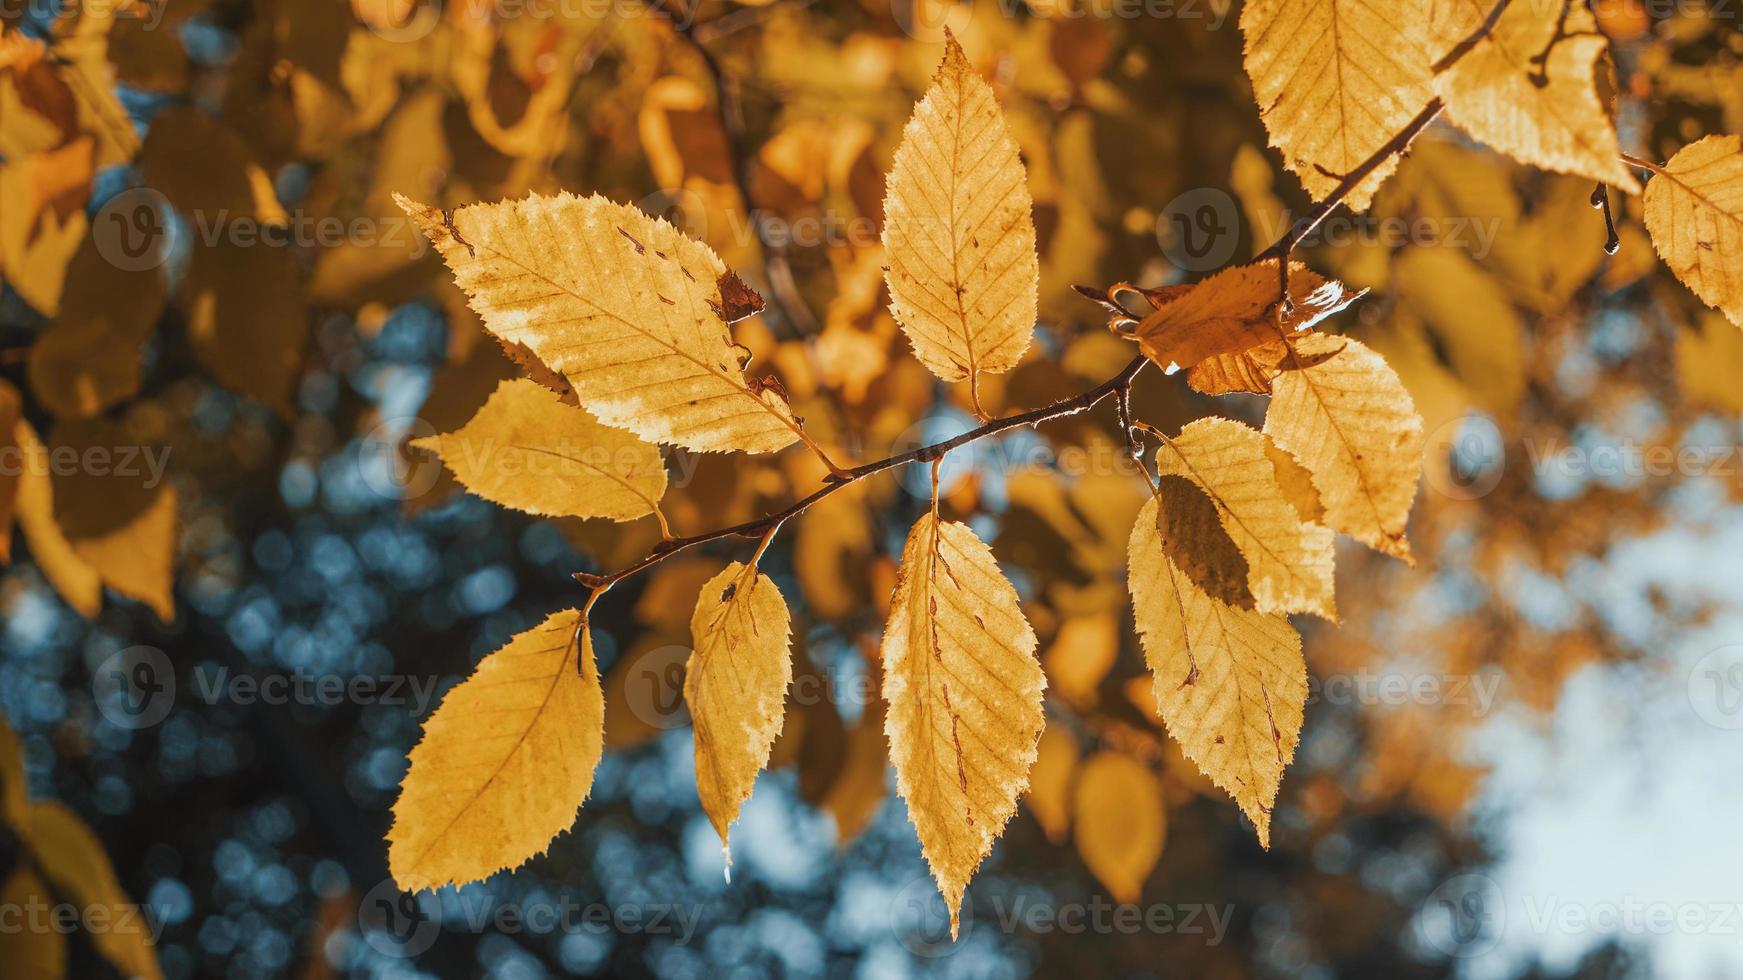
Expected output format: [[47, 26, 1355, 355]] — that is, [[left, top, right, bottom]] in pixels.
[[390, 609, 604, 890], [1072, 751, 1165, 903], [0, 712, 26, 828], [11, 418, 101, 617], [1642, 135, 1743, 326], [0, 380, 18, 562], [1025, 724, 1077, 845], [1240, 0, 1439, 209], [883, 512, 1045, 937], [411, 378, 669, 528], [1677, 313, 1743, 412], [27, 800, 163, 980], [1153, 418, 1337, 620], [882, 32, 1039, 417], [685, 560, 793, 853], [49, 416, 178, 623], [397, 192, 809, 455], [1185, 333, 1345, 396], [1263, 337, 1424, 562], [1127, 494, 1306, 848], [1130, 260, 1363, 374], [0, 868, 67, 978], [1431, 0, 1638, 192]]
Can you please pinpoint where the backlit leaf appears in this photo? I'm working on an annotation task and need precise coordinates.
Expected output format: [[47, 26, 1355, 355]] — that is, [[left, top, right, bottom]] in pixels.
[[390, 609, 604, 890], [882, 32, 1039, 416], [883, 512, 1045, 937], [1642, 135, 1743, 326], [1130, 261, 1362, 374]]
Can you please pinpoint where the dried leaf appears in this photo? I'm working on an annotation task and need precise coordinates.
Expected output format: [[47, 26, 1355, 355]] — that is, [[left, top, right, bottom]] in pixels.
[[1241, 0, 1439, 209], [882, 32, 1039, 415], [685, 561, 793, 852], [1263, 337, 1424, 561], [1432, 0, 1639, 192], [1642, 135, 1743, 326], [883, 512, 1045, 937], [1131, 261, 1362, 374], [398, 192, 806, 454], [1128, 495, 1306, 847], [412, 378, 667, 524], [1154, 418, 1338, 620], [390, 610, 603, 890]]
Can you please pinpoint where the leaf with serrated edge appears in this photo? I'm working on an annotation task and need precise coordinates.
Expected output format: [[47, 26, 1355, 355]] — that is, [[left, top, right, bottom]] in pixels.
[[390, 609, 603, 890], [883, 512, 1045, 937], [686, 561, 793, 855], [412, 378, 667, 523], [397, 192, 803, 454], [1132, 261, 1362, 374], [882, 32, 1039, 415], [1431, 0, 1639, 192], [1263, 337, 1424, 562], [1127, 495, 1305, 847], [1643, 135, 1743, 327], [1241, 0, 1439, 209], [1154, 418, 1337, 620]]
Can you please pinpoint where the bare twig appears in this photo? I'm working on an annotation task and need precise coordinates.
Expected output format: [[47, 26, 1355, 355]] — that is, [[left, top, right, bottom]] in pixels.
[[647, 0, 822, 338]]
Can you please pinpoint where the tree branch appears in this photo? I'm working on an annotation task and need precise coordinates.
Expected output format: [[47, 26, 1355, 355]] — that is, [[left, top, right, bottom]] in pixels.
[[573, 8, 1520, 599]]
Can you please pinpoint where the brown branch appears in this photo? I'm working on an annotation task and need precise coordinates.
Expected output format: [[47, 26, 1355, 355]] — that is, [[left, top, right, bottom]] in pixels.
[[575, 355, 1152, 591], [572, 12, 1512, 600]]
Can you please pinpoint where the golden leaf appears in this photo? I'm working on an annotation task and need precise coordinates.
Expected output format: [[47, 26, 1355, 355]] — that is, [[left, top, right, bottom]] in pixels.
[[1127, 495, 1306, 847], [0, 711, 27, 828], [27, 800, 163, 980], [1263, 337, 1424, 562], [49, 415, 177, 622], [1240, 0, 1439, 209], [397, 192, 808, 455], [412, 378, 668, 527], [1153, 418, 1337, 620], [0, 381, 18, 563], [0, 868, 66, 978], [1024, 724, 1077, 845], [390, 609, 604, 890], [1131, 261, 1362, 374], [1072, 751, 1166, 902], [11, 418, 101, 617], [881, 32, 1039, 417], [1677, 313, 1743, 412], [883, 512, 1045, 937], [1431, 0, 1639, 192], [1642, 135, 1743, 326], [685, 561, 793, 852]]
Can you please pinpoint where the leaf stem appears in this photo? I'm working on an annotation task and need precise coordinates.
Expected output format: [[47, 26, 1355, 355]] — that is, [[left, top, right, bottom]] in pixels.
[[1620, 152, 1667, 177]]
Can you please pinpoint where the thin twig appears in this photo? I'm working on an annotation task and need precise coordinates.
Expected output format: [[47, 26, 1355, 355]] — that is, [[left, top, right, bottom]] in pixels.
[[648, 0, 822, 338]]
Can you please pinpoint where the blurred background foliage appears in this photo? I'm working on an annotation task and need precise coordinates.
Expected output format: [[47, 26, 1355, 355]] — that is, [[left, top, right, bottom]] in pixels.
[[3, 0, 1743, 977]]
